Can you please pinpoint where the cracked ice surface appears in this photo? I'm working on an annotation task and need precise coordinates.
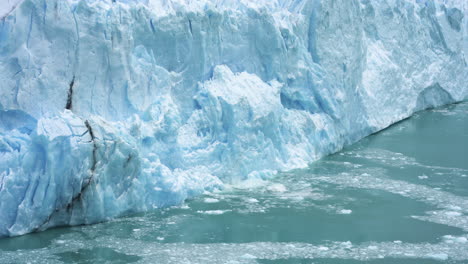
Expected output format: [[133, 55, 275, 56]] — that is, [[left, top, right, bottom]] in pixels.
[[0, 0, 467, 236]]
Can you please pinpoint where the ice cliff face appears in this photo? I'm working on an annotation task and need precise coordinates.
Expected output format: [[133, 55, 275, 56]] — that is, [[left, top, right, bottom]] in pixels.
[[0, 0, 467, 237]]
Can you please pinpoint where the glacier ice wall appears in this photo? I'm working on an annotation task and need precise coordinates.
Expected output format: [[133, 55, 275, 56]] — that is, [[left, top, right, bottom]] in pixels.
[[0, 0, 467, 236]]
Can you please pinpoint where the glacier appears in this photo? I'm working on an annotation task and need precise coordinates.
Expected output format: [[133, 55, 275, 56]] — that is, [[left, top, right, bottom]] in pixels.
[[0, 0, 467, 237]]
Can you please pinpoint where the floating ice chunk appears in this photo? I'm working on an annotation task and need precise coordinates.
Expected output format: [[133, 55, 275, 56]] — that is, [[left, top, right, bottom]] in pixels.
[[241, 254, 256, 259], [443, 235, 468, 244], [445, 211, 462, 217], [204, 198, 220, 203], [197, 210, 231, 215], [267, 184, 288, 193], [340, 241, 353, 249], [427, 253, 449, 261], [448, 205, 462, 211]]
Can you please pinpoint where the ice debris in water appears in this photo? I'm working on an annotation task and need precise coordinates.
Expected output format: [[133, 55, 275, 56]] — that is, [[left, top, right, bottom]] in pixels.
[[197, 210, 230, 215], [204, 198, 220, 203], [338, 209, 353, 215], [267, 183, 288, 193], [0, 0, 467, 236]]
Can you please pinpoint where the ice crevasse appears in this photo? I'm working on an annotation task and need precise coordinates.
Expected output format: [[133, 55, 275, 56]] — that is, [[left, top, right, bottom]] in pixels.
[[0, 0, 467, 237]]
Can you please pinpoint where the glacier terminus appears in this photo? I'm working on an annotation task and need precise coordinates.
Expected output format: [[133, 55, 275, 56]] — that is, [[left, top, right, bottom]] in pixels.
[[0, 0, 467, 237]]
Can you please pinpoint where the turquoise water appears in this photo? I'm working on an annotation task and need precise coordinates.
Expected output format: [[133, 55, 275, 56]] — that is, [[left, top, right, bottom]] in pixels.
[[1, 102, 467, 263]]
